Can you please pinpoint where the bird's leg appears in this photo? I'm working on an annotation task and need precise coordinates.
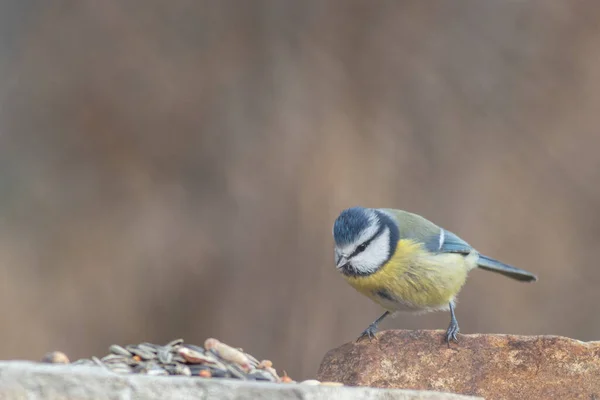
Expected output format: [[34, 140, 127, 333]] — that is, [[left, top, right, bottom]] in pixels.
[[357, 311, 390, 342], [445, 302, 460, 345]]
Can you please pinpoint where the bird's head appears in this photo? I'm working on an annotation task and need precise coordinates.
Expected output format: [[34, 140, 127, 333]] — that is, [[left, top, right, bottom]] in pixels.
[[332, 207, 397, 276]]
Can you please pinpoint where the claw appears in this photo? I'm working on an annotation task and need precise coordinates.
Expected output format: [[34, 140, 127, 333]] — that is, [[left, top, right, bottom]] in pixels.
[[356, 324, 379, 342], [357, 311, 390, 343], [445, 324, 460, 345], [445, 302, 460, 346]]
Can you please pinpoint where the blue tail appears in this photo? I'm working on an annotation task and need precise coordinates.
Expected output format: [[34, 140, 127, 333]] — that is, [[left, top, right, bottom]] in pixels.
[[477, 255, 537, 282]]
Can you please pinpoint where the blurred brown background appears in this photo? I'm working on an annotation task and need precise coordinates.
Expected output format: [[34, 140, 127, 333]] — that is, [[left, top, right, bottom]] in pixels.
[[1, 1, 599, 380]]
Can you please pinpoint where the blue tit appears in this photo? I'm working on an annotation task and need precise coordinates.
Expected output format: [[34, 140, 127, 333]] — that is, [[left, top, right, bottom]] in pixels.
[[332, 206, 537, 344]]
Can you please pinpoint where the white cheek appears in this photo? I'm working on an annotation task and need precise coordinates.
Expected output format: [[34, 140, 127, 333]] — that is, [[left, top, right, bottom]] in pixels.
[[352, 228, 391, 274]]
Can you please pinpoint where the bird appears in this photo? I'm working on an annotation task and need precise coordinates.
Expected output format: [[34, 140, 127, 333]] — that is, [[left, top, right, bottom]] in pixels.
[[332, 206, 537, 344]]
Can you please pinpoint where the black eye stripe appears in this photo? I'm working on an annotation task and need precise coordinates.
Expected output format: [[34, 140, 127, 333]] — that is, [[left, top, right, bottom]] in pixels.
[[348, 224, 385, 259], [350, 243, 367, 258]]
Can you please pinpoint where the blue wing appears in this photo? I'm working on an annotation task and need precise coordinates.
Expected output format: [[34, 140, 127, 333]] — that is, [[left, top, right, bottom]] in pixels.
[[424, 229, 473, 254]]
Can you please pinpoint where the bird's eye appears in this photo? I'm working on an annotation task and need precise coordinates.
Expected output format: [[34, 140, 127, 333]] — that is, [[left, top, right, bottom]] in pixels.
[[356, 243, 367, 253]]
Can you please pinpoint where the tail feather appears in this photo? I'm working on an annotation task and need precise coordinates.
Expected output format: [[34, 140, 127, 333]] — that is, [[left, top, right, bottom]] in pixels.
[[477, 255, 537, 282]]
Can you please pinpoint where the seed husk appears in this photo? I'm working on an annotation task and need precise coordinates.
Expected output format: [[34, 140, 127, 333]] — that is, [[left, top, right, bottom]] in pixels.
[[109, 345, 132, 357], [48, 337, 315, 384]]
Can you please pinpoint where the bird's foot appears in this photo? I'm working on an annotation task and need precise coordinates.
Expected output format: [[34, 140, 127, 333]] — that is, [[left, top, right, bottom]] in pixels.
[[357, 323, 379, 342], [445, 319, 460, 345]]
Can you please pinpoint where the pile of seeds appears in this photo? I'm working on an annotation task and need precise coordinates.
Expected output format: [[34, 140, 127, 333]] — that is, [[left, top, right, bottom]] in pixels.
[[41, 337, 342, 386]]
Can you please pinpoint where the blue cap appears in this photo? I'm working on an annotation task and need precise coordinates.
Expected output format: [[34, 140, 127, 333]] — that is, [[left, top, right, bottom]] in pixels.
[[333, 207, 372, 246]]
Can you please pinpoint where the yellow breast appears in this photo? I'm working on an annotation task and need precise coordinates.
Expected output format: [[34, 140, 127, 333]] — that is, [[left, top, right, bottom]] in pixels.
[[344, 239, 474, 311]]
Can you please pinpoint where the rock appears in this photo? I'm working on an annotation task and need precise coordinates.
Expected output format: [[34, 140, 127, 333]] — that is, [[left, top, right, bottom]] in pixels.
[[317, 330, 600, 400], [0, 361, 480, 400]]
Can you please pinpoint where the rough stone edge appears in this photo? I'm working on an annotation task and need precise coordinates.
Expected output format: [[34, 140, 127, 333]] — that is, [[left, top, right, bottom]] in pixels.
[[0, 361, 482, 400]]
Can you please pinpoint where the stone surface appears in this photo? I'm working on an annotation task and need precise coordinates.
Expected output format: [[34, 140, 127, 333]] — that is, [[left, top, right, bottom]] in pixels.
[[0, 361, 480, 400], [317, 329, 600, 400]]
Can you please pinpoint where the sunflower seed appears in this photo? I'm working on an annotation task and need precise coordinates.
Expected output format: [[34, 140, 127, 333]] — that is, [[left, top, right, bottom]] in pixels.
[[164, 363, 191, 376], [55, 337, 300, 383], [133, 361, 163, 374], [156, 347, 172, 363], [183, 344, 206, 354], [128, 348, 156, 360], [263, 366, 280, 380], [178, 347, 216, 364], [210, 368, 229, 378], [109, 345, 132, 357], [188, 364, 211, 375], [137, 343, 159, 354], [171, 354, 187, 363], [246, 370, 276, 382], [224, 363, 247, 380], [204, 338, 251, 370], [101, 354, 128, 363], [166, 338, 184, 347], [246, 353, 260, 367]]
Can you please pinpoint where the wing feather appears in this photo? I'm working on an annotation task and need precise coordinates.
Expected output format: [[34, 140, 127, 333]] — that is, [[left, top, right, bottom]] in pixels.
[[434, 229, 473, 254], [380, 209, 473, 254]]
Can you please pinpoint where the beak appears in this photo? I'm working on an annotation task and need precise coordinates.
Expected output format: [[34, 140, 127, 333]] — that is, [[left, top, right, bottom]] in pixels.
[[335, 250, 348, 269]]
